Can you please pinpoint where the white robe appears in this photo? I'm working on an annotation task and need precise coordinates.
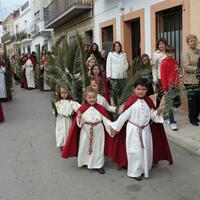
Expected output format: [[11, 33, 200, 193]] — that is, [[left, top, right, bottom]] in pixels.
[[55, 100, 80, 147], [97, 94, 116, 113], [24, 59, 35, 88], [0, 66, 6, 98], [77, 106, 112, 169], [110, 99, 163, 178]]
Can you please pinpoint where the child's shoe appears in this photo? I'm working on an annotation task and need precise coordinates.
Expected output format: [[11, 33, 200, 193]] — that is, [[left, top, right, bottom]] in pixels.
[[170, 123, 178, 131], [98, 168, 105, 174]]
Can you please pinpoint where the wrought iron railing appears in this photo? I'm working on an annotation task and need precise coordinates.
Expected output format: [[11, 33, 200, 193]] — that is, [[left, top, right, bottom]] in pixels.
[[44, 0, 92, 26]]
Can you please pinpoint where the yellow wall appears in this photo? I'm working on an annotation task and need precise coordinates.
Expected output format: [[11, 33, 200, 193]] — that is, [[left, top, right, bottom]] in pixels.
[[190, 0, 200, 41]]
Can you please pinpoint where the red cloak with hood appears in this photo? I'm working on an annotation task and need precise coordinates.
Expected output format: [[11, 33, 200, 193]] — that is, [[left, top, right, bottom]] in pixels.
[[62, 103, 114, 158], [0, 103, 4, 123], [111, 95, 173, 167]]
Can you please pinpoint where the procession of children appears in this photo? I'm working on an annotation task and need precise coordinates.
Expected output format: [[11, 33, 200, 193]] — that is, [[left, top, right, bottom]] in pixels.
[[52, 40, 179, 181]]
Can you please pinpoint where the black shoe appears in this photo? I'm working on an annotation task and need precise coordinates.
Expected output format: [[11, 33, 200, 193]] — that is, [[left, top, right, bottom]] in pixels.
[[190, 122, 199, 126], [197, 119, 200, 122], [133, 176, 142, 181], [97, 168, 105, 174]]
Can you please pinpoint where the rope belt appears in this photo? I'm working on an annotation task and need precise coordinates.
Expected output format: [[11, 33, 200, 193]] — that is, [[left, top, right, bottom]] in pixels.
[[85, 121, 101, 155], [128, 121, 149, 148]]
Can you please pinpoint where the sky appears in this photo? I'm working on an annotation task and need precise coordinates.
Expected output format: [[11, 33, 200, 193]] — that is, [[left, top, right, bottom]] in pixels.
[[0, 0, 26, 21]]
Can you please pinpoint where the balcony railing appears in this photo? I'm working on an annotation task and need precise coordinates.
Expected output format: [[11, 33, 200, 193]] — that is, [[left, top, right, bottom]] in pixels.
[[44, 0, 92, 28], [1, 33, 11, 43]]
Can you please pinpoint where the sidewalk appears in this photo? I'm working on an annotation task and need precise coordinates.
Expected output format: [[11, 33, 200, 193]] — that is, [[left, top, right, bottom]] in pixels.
[[164, 109, 200, 155]]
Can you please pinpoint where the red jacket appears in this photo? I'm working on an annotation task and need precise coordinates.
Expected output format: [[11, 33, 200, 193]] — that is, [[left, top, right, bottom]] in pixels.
[[161, 58, 180, 92]]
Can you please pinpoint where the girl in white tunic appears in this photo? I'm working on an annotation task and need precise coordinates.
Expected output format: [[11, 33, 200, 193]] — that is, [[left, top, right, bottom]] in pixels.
[[62, 87, 113, 174], [0, 65, 6, 99], [55, 88, 80, 149], [24, 54, 35, 89], [90, 78, 116, 113], [111, 78, 164, 181]]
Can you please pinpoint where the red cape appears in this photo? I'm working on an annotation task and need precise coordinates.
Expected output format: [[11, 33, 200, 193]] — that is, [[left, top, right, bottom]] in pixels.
[[102, 77, 111, 105], [0, 103, 5, 123], [112, 95, 173, 167], [62, 103, 114, 158]]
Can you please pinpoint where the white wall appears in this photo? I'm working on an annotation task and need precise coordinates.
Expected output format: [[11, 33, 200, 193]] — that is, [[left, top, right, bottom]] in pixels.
[[94, 0, 165, 55]]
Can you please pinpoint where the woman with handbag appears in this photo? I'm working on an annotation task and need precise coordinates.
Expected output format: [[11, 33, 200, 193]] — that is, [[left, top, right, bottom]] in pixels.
[[183, 34, 200, 126]]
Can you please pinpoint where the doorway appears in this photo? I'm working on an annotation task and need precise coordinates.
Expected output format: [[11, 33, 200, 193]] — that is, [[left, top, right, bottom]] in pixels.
[[131, 19, 141, 59]]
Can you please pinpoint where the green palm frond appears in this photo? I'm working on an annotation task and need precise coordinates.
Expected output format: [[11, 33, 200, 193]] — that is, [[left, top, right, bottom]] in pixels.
[[45, 33, 89, 102], [117, 58, 152, 107]]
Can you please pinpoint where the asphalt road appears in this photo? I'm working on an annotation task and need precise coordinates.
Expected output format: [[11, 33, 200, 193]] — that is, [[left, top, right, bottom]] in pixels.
[[0, 86, 200, 200]]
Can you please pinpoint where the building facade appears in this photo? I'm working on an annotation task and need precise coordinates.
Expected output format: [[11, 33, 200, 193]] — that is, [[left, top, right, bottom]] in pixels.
[[44, 0, 94, 44], [1, 0, 53, 57], [30, 0, 53, 52], [94, 0, 198, 64]]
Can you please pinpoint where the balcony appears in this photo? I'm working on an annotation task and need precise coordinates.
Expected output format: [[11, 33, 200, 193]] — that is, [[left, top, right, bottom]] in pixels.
[[44, 0, 92, 29], [1, 32, 16, 44]]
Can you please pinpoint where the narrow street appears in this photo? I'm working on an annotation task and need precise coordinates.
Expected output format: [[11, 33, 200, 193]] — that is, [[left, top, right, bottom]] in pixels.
[[0, 86, 200, 200]]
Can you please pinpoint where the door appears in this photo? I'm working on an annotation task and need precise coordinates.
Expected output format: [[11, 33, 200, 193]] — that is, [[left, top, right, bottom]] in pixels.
[[131, 19, 141, 59]]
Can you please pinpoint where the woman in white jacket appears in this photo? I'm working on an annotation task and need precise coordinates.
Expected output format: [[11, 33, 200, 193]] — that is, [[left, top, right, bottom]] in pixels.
[[106, 41, 128, 99]]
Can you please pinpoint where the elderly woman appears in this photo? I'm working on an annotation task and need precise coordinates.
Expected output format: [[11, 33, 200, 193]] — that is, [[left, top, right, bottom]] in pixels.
[[183, 34, 200, 126], [151, 38, 168, 108]]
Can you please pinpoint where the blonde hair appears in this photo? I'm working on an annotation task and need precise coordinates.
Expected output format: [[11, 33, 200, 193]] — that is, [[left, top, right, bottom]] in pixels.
[[84, 86, 97, 97], [86, 55, 97, 66], [186, 34, 198, 43]]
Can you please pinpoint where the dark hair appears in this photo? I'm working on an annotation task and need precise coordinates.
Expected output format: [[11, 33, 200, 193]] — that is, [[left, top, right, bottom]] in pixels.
[[91, 43, 99, 52], [139, 54, 150, 66], [156, 38, 168, 50], [112, 41, 123, 53], [133, 78, 148, 89], [165, 45, 175, 53], [90, 65, 102, 77]]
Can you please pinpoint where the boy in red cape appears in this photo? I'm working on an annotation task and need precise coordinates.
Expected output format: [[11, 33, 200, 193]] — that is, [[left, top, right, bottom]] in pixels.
[[111, 78, 173, 181], [62, 86, 115, 174], [0, 102, 4, 123]]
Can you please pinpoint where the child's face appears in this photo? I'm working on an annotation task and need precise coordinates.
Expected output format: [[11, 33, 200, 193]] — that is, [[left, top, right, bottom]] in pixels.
[[88, 59, 96, 69], [166, 51, 175, 60], [91, 81, 99, 93], [92, 66, 100, 76], [133, 85, 147, 98], [60, 88, 68, 99], [85, 92, 97, 105], [142, 57, 149, 65]]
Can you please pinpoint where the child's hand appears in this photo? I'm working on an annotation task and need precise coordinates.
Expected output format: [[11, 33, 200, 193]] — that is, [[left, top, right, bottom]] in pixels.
[[77, 111, 82, 124], [156, 107, 163, 115], [110, 128, 117, 138], [115, 107, 119, 114]]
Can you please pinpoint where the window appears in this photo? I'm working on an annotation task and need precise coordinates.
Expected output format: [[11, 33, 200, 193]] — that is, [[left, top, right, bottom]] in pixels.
[[21, 1, 29, 12], [156, 6, 182, 64], [102, 25, 113, 52], [69, 35, 76, 44], [34, 11, 40, 23]]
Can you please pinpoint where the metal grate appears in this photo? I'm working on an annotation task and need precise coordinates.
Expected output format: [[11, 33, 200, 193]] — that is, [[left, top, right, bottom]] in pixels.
[[156, 6, 182, 65]]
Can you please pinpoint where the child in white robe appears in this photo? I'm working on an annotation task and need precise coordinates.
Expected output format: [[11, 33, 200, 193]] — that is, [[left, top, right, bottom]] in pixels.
[[55, 88, 80, 149], [90, 78, 116, 113], [24, 54, 35, 89], [110, 78, 164, 181], [62, 87, 114, 174]]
